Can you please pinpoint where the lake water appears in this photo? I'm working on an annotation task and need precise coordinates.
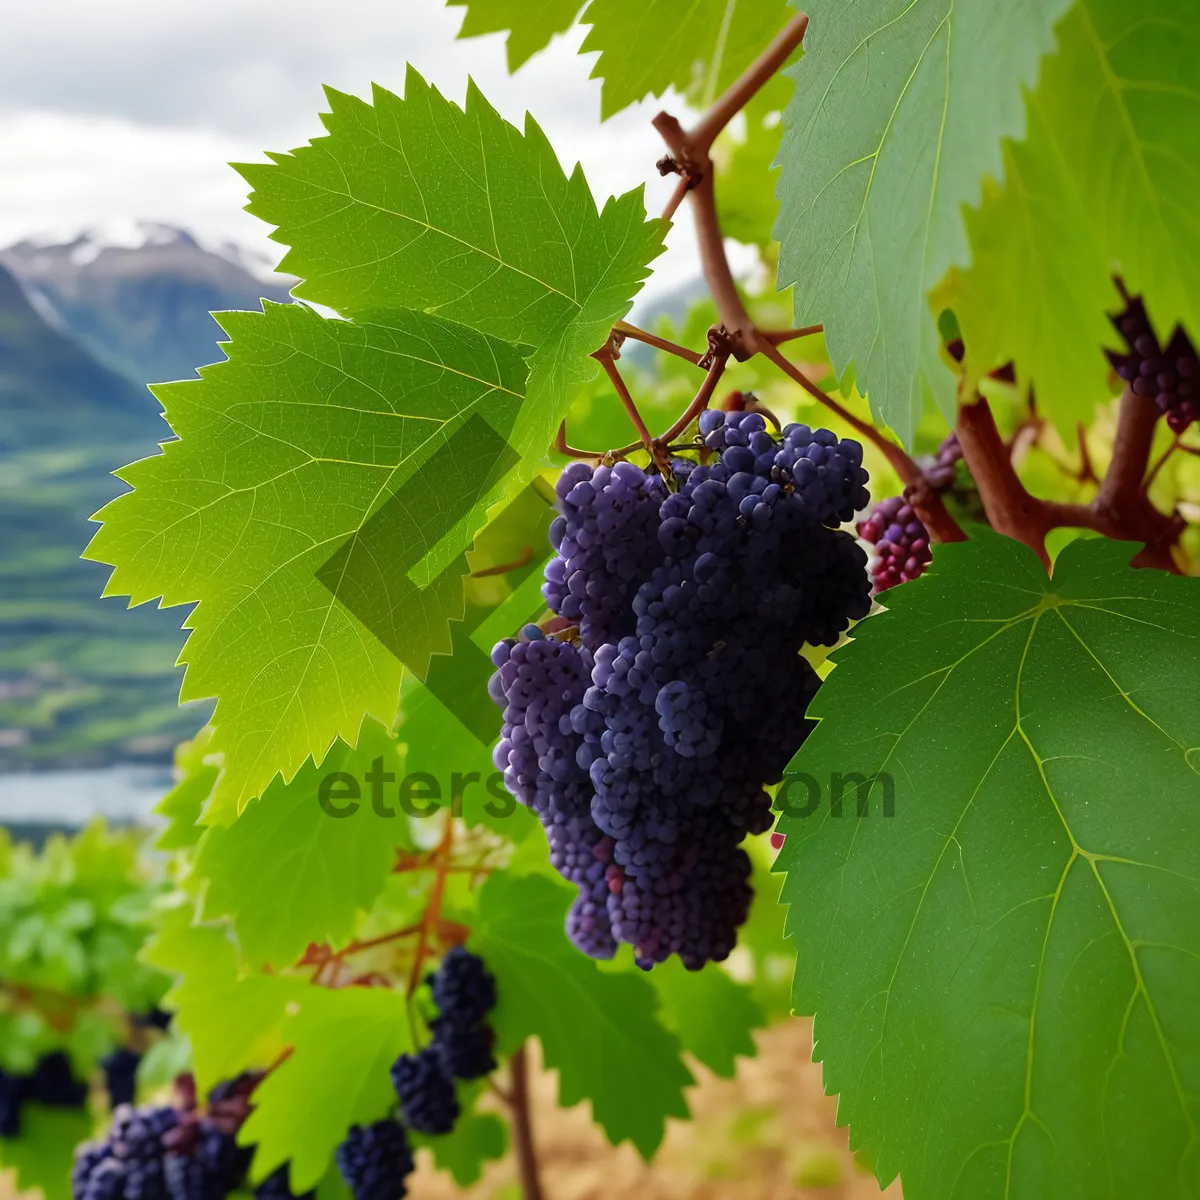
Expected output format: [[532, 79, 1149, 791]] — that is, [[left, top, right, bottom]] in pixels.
[[0, 764, 172, 827]]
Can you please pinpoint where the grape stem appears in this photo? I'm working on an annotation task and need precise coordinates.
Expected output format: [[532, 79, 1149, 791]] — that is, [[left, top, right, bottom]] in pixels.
[[955, 388, 1184, 570], [506, 1041, 545, 1200], [406, 821, 456, 997], [613, 319, 705, 366]]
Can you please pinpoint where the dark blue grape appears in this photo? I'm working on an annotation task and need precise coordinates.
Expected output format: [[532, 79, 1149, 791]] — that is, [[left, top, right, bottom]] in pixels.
[[335, 1120, 414, 1200], [102, 1049, 142, 1109], [389, 1047, 458, 1135], [490, 414, 871, 968], [253, 1165, 314, 1200], [0, 1068, 26, 1137], [32, 1051, 88, 1108], [429, 1019, 496, 1082], [427, 947, 495, 1026]]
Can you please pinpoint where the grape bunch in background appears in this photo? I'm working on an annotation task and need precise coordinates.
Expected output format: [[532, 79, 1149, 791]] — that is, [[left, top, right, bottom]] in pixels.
[[339, 947, 498, 1200], [857, 433, 966, 592], [70, 1072, 309, 1200], [389, 948, 498, 1136], [491, 410, 873, 969], [1107, 293, 1200, 434], [0, 1051, 89, 1138]]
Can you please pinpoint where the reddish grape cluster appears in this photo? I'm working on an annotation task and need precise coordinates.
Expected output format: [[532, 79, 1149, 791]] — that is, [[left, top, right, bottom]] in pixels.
[[856, 497, 932, 592], [1107, 295, 1200, 434]]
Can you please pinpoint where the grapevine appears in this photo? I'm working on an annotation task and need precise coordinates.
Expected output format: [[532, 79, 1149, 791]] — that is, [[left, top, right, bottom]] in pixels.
[[3, 3, 1199, 1200]]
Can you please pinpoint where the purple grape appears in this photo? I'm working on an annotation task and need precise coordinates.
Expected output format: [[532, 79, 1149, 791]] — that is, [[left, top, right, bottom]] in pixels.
[[389, 1048, 459, 1135], [857, 497, 932, 591], [490, 415, 872, 968], [335, 1120, 413, 1200]]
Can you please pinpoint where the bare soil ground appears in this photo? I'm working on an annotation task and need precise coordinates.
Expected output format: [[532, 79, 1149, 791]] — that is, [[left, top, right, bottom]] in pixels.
[[412, 1018, 902, 1200]]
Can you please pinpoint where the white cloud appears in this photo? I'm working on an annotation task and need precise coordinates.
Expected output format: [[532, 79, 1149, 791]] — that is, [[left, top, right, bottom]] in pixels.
[[0, 0, 753, 310]]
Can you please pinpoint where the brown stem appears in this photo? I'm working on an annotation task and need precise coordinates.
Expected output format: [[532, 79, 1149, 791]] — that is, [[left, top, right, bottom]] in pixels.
[[508, 1042, 545, 1200], [471, 548, 534, 578], [555, 422, 603, 460], [763, 325, 824, 346], [406, 822, 455, 997], [956, 393, 1183, 571], [689, 12, 809, 156], [957, 396, 1053, 564], [757, 341, 921, 483], [657, 355, 729, 443], [597, 351, 656, 455], [1145, 435, 1181, 491], [1095, 388, 1158, 514], [613, 320, 705, 366], [661, 173, 694, 222]]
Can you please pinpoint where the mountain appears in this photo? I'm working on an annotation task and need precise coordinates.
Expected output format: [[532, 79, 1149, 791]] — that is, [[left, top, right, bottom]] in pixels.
[[0, 226, 286, 771], [0, 262, 160, 452], [1, 222, 295, 386]]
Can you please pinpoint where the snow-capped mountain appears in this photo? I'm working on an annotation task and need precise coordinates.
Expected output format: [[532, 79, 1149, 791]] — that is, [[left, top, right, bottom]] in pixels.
[[0, 222, 296, 386]]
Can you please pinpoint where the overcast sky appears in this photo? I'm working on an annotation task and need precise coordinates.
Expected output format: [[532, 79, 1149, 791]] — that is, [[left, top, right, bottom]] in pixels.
[[0, 0, 730, 299]]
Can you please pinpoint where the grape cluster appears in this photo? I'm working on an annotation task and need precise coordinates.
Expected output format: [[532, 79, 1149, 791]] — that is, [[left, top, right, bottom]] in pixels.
[[491, 410, 873, 969], [856, 497, 932, 592], [0, 1050, 89, 1138], [102, 1049, 142, 1109], [71, 1073, 266, 1200], [388, 948, 497, 1138], [335, 1121, 414, 1200], [1108, 295, 1200, 433]]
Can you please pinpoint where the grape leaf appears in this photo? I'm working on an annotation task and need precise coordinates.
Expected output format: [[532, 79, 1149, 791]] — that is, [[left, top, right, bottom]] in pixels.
[[86, 302, 527, 818], [194, 719, 413, 969], [236, 75, 664, 458], [448, 0, 794, 117], [470, 872, 691, 1157], [774, 0, 1070, 446], [90, 71, 662, 816], [946, 0, 1200, 434], [776, 532, 1200, 1198], [154, 728, 219, 851], [0, 1104, 92, 1200], [410, 1105, 508, 1187], [647, 957, 764, 1078], [142, 911, 305, 1092], [238, 985, 413, 1192], [578, 0, 795, 119], [448, 0, 584, 71]]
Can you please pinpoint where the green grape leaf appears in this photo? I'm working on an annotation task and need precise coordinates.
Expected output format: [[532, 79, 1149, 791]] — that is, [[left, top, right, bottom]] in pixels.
[[578, 0, 795, 119], [86, 302, 527, 818], [448, 0, 584, 71], [239, 985, 413, 1192], [947, 0, 1200, 434], [471, 872, 691, 1158], [194, 719, 413, 969], [0, 1104, 92, 1200], [411, 1106, 508, 1187], [774, 0, 1070, 446], [142, 911, 305, 1092], [776, 532, 1200, 1198], [90, 71, 661, 817], [647, 958, 764, 1079], [154, 728, 219, 851], [236, 73, 663, 405]]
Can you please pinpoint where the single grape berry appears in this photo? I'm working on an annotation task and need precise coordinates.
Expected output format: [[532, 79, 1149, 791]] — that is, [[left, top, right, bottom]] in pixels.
[[389, 1047, 459, 1135], [857, 497, 932, 591], [335, 1120, 414, 1200]]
